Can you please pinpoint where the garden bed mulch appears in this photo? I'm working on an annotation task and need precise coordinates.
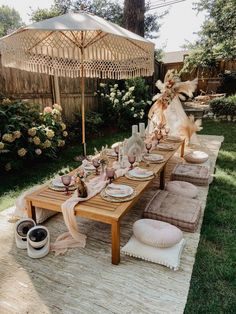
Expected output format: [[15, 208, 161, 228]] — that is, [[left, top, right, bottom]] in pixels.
[[0, 135, 223, 314]]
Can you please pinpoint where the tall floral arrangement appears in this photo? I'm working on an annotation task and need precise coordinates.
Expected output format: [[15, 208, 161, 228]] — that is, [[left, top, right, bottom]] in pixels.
[[0, 100, 68, 172]]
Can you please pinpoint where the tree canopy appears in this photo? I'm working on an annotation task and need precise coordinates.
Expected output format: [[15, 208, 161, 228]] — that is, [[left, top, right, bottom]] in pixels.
[[0, 5, 23, 37], [183, 0, 236, 71], [30, 0, 163, 39]]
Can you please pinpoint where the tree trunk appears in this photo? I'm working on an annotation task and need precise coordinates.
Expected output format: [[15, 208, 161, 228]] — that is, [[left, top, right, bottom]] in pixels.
[[123, 0, 145, 37]]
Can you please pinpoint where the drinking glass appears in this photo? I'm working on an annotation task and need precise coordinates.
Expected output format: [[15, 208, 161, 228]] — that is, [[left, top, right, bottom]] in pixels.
[[156, 133, 163, 145], [92, 158, 100, 175], [165, 127, 170, 137], [114, 145, 119, 161], [145, 143, 152, 154], [106, 168, 115, 184], [128, 155, 136, 169], [61, 175, 72, 196]]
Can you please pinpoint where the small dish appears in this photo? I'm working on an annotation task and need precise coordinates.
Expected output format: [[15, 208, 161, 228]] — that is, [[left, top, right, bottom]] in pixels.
[[129, 167, 153, 178], [105, 184, 134, 198]]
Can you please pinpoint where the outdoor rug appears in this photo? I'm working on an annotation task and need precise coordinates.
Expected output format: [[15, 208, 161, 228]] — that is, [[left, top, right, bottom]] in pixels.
[[0, 135, 223, 314]]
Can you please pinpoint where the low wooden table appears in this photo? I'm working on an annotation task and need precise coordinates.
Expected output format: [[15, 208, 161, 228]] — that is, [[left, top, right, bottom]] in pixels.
[[26, 140, 185, 265]]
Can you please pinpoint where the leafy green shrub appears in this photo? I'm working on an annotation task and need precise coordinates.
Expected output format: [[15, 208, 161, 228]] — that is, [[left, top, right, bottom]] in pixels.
[[209, 95, 236, 120], [0, 100, 68, 172], [69, 111, 104, 141], [97, 77, 152, 130]]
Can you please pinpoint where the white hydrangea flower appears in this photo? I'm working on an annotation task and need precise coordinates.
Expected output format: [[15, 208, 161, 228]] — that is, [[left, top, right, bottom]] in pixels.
[[99, 83, 106, 87], [133, 113, 137, 118], [114, 84, 118, 88], [114, 99, 119, 105], [147, 100, 152, 105], [129, 86, 135, 92], [110, 92, 115, 98]]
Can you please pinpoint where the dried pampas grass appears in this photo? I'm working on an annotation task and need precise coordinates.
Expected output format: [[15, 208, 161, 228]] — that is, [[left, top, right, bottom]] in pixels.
[[180, 115, 202, 143]]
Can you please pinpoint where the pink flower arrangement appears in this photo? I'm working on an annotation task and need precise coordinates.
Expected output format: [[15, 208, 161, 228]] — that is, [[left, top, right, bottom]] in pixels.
[[43, 106, 53, 114]]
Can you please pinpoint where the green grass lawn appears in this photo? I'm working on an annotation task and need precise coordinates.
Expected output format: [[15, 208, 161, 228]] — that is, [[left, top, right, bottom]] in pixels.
[[185, 120, 236, 314], [0, 120, 235, 312]]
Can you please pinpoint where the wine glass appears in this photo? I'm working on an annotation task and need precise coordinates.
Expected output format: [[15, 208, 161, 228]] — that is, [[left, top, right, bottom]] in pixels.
[[106, 168, 115, 184], [114, 145, 119, 161], [61, 175, 72, 196], [165, 127, 170, 138], [128, 154, 136, 169], [92, 158, 100, 175], [156, 132, 163, 145], [145, 143, 152, 154]]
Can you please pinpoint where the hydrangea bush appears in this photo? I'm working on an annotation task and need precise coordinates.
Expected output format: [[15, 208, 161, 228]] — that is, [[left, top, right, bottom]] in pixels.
[[97, 77, 152, 130], [0, 100, 68, 172]]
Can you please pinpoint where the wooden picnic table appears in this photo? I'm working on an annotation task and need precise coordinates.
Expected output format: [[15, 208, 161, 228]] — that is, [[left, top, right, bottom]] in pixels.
[[26, 140, 185, 265]]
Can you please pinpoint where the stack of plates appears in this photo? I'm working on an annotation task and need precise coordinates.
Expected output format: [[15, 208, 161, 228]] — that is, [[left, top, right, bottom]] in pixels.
[[126, 167, 154, 181], [49, 177, 76, 192], [101, 184, 136, 202], [143, 153, 164, 163], [157, 143, 175, 151]]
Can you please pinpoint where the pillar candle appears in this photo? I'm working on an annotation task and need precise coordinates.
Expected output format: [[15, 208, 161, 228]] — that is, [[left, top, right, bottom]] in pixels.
[[139, 122, 145, 137], [132, 125, 138, 134]]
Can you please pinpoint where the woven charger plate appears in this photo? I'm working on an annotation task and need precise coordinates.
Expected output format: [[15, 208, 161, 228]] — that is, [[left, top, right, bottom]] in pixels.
[[48, 183, 77, 192], [100, 189, 137, 203], [125, 172, 155, 181], [142, 156, 166, 164]]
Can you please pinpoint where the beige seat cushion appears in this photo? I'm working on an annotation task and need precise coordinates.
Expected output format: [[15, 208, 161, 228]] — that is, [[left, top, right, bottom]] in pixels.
[[171, 164, 210, 186], [133, 219, 183, 248], [184, 151, 209, 164], [166, 180, 198, 198], [143, 190, 201, 232]]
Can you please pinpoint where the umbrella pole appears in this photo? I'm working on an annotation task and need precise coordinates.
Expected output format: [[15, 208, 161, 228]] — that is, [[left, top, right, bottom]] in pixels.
[[81, 69, 86, 156], [81, 42, 86, 157]]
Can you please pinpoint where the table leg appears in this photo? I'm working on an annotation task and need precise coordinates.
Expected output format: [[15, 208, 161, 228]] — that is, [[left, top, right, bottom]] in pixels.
[[26, 200, 36, 223], [111, 221, 120, 265], [160, 165, 166, 189], [181, 139, 185, 157]]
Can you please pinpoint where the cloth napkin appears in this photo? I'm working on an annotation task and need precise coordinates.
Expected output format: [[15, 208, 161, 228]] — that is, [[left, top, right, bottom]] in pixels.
[[51, 174, 107, 256], [51, 165, 131, 256]]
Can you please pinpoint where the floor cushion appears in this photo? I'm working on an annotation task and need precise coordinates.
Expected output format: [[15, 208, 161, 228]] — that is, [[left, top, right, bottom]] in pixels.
[[121, 236, 186, 271], [133, 219, 183, 248], [184, 151, 209, 164], [143, 190, 201, 232], [171, 164, 210, 186], [166, 180, 198, 198]]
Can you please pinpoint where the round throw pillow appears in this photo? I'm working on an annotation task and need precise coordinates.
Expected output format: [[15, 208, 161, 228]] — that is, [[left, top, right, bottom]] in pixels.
[[184, 151, 209, 164], [133, 219, 183, 248], [166, 180, 198, 198]]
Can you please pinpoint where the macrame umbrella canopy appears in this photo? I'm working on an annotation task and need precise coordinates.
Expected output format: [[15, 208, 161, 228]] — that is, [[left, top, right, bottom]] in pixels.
[[0, 12, 154, 154], [0, 12, 154, 79]]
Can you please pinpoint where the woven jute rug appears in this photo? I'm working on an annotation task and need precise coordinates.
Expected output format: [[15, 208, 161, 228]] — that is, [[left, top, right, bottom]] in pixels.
[[0, 135, 223, 314]]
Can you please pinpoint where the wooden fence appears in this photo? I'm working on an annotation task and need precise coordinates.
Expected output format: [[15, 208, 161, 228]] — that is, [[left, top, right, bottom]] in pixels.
[[161, 60, 236, 93], [0, 55, 99, 122]]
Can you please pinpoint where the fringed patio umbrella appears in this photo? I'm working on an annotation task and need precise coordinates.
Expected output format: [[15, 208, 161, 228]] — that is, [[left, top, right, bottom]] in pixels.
[[0, 12, 154, 155]]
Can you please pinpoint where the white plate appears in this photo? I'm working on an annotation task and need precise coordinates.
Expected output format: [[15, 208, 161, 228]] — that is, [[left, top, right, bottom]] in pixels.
[[143, 153, 164, 162], [52, 177, 74, 188], [105, 184, 134, 198], [157, 143, 175, 150], [129, 168, 153, 178], [83, 164, 96, 171]]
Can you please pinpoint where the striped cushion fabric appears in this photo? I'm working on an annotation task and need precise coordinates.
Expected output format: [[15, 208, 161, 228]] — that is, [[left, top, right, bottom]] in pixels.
[[143, 190, 201, 232]]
